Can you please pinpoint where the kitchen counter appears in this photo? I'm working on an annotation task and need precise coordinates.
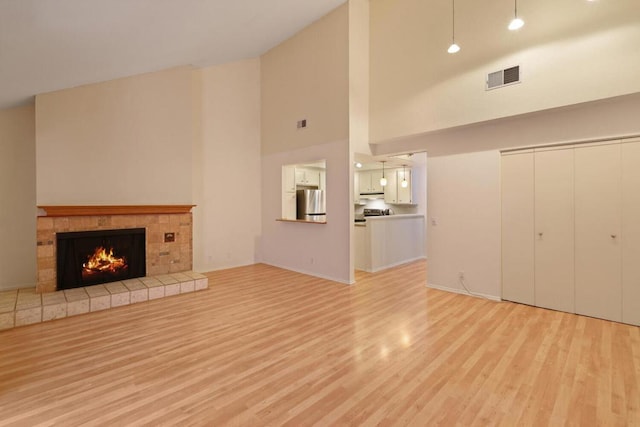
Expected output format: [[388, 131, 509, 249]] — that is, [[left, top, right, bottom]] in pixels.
[[276, 218, 327, 225], [354, 214, 423, 226], [354, 214, 425, 272], [360, 214, 424, 222]]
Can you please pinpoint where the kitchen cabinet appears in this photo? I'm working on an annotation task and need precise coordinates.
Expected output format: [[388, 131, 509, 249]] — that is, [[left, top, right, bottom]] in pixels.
[[281, 192, 297, 220], [354, 215, 425, 272], [282, 165, 296, 193], [501, 138, 640, 326], [295, 168, 320, 187], [397, 169, 412, 204], [282, 165, 298, 219], [383, 169, 398, 203], [358, 170, 383, 194], [320, 170, 326, 191], [354, 172, 360, 204], [382, 168, 413, 204]]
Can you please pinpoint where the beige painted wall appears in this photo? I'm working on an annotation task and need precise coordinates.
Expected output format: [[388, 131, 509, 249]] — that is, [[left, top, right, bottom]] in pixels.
[[394, 93, 640, 299], [348, 0, 370, 157], [261, 4, 349, 155], [260, 139, 352, 284], [193, 59, 262, 272], [369, 0, 640, 299], [259, 3, 352, 284], [35, 67, 194, 205], [348, 0, 371, 280], [369, 0, 640, 142], [427, 151, 501, 298], [0, 105, 36, 290]]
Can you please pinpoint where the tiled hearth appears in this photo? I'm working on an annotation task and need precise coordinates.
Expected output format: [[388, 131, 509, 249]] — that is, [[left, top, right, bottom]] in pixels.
[[0, 271, 208, 330]]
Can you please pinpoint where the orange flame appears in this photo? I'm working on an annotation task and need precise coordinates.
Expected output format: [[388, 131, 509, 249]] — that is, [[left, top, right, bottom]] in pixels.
[[83, 246, 127, 273]]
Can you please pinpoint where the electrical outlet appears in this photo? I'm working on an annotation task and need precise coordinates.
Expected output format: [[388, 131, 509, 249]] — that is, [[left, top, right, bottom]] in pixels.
[[458, 271, 465, 280], [310, 257, 314, 265]]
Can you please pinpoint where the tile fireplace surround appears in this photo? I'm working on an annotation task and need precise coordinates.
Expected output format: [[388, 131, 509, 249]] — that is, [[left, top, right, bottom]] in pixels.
[[36, 205, 196, 293]]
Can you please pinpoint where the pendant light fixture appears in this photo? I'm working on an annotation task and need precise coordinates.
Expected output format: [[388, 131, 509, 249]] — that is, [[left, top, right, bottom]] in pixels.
[[380, 161, 387, 187], [447, 0, 460, 54], [508, 0, 524, 31], [401, 165, 409, 188]]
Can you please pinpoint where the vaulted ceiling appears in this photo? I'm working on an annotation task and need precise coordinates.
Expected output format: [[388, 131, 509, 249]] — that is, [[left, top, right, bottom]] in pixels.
[[1, 0, 637, 111], [0, 0, 346, 109]]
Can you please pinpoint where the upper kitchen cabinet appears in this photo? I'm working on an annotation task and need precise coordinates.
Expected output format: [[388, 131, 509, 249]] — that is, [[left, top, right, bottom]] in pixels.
[[397, 168, 412, 204], [383, 168, 413, 204], [384, 169, 398, 203], [295, 168, 321, 187], [359, 170, 384, 194]]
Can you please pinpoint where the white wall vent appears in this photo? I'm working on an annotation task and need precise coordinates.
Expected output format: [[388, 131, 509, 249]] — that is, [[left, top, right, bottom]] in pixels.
[[486, 65, 520, 90]]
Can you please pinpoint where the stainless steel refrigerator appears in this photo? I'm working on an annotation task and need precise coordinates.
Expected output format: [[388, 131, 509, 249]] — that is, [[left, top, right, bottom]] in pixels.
[[296, 189, 326, 222]]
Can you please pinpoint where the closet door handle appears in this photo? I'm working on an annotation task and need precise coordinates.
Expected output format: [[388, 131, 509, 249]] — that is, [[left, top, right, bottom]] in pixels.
[[538, 232, 543, 237], [611, 234, 617, 239]]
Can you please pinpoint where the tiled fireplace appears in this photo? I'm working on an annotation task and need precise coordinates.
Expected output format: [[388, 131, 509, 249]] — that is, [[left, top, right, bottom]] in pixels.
[[36, 205, 195, 293]]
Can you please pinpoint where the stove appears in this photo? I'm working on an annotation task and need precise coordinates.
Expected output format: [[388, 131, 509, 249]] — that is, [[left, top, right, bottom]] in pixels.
[[363, 208, 389, 216]]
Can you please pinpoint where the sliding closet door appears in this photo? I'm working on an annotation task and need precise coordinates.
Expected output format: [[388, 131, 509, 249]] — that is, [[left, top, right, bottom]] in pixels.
[[534, 147, 575, 312], [574, 143, 622, 322], [621, 139, 640, 326], [501, 151, 534, 305]]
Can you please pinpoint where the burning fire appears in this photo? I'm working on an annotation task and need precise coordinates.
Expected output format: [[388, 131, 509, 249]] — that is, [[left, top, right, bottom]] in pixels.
[[83, 247, 127, 274]]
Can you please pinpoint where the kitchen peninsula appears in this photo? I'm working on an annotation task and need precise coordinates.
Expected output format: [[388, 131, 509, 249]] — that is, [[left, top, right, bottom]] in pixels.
[[354, 214, 425, 272]]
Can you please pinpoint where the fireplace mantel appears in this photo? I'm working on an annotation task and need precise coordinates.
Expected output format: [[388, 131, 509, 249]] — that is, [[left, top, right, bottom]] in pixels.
[[38, 205, 195, 217]]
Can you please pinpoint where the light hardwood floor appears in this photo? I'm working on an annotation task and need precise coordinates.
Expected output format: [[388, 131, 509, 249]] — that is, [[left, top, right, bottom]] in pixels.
[[1, 261, 638, 426]]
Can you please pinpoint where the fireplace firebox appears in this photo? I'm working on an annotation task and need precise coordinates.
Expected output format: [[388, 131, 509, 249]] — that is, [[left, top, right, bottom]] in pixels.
[[56, 228, 146, 290]]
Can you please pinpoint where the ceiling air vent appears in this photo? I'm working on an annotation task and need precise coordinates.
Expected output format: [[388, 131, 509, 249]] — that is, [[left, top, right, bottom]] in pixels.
[[486, 65, 520, 90]]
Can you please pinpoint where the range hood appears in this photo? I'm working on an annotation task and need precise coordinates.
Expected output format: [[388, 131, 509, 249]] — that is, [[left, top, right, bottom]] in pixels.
[[359, 192, 384, 199]]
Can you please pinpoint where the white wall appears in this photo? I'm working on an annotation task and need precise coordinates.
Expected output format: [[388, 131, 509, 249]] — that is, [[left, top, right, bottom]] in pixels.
[[383, 95, 640, 300], [260, 4, 352, 284], [261, 4, 349, 155], [348, 0, 370, 156], [367, 0, 640, 300], [34, 61, 262, 276], [372, 92, 640, 157], [260, 139, 352, 284], [369, 0, 640, 142], [427, 151, 501, 298], [0, 105, 36, 290], [193, 59, 262, 272], [35, 67, 194, 205]]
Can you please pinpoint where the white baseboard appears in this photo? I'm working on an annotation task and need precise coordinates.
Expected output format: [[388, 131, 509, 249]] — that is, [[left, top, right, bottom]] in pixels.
[[261, 262, 355, 285], [427, 282, 501, 302], [360, 256, 427, 273]]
